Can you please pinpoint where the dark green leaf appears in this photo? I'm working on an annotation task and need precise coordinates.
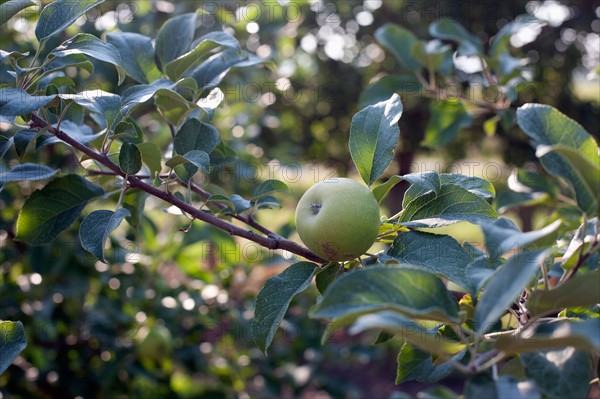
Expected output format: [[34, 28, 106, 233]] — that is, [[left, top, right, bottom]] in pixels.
[[359, 75, 421, 108], [80, 208, 130, 262], [182, 150, 210, 173], [521, 348, 592, 399], [165, 31, 241, 81], [0, 321, 26, 374], [174, 118, 220, 155], [50, 34, 125, 84], [439, 174, 496, 200], [496, 318, 600, 353], [120, 79, 178, 115], [16, 175, 103, 244], [252, 179, 289, 200], [429, 18, 483, 56], [399, 184, 498, 227], [119, 142, 142, 175], [561, 218, 599, 269], [0, 88, 56, 116], [481, 217, 561, 261], [251, 262, 319, 354], [536, 144, 600, 205], [254, 195, 281, 210], [527, 270, 600, 317], [41, 53, 94, 75], [315, 263, 341, 295], [396, 343, 431, 384], [424, 100, 473, 148], [0, 0, 34, 27], [0, 136, 13, 158], [516, 104, 599, 215], [474, 250, 548, 333], [155, 13, 196, 69], [349, 311, 465, 357], [0, 163, 58, 183], [349, 94, 403, 186], [412, 40, 453, 74], [136, 142, 162, 178], [63, 90, 121, 129], [374, 23, 421, 70], [464, 374, 540, 399], [106, 32, 161, 84], [154, 88, 192, 126], [191, 49, 269, 91], [229, 194, 252, 214], [310, 266, 460, 323], [388, 230, 487, 297], [110, 121, 137, 140], [35, 0, 105, 41]]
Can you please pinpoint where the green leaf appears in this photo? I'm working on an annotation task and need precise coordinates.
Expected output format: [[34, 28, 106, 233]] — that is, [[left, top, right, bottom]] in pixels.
[[0, 0, 35, 27], [516, 104, 600, 215], [349, 311, 465, 357], [561, 218, 599, 269], [396, 343, 431, 384], [439, 174, 496, 200], [50, 34, 126, 85], [424, 100, 473, 148], [496, 318, 600, 353], [359, 75, 421, 108], [309, 266, 459, 323], [174, 118, 220, 155], [396, 343, 464, 384], [154, 88, 192, 126], [0, 136, 13, 158], [16, 175, 103, 245], [191, 49, 269, 92], [155, 13, 197, 69], [251, 262, 319, 354], [119, 142, 142, 175], [42, 53, 94, 76], [0, 321, 26, 374], [481, 218, 561, 261], [464, 374, 540, 399], [120, 79, 178, 115], [80, 208, 130, 262], [527, 270, 600, 317], [109, 121, 136, 140], [35, 0, 105, 41], [229, 194, 252, 214], [349, 93, 403, 186], [136, 142, 162, 178], [412, 40, 453, 74], [0, 88, 56, 116], [252, 179, 289, 201], [474, 250, 548, 333], [399, 184, 498, 227], [521, 348, 592, 399], [62, 90, 121, 129], [0, 163, 58, 183], [374, 23, 421, 70], [315, 263, 341, 295], [429, 18, 483, 56], [165, 31, 241, 81], [166, 150, 210, 174], [372, 175, 403, 204], [536, 144, 600, 206], [387, 230, 489, 297], [106, 32, 161, 84]]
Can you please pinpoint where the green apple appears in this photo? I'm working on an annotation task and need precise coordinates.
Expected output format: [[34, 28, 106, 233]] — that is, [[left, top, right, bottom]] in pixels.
[[295, 178, 380, 261], [136, 325, 173, 361]]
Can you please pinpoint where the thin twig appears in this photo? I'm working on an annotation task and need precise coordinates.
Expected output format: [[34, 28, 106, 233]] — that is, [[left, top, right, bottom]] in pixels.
[[29, 113, 326, 264]]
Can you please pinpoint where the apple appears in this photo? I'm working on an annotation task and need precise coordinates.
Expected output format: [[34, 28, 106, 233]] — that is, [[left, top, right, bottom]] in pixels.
[[295, 178, 380, 261], [136, 325, 173, 361]]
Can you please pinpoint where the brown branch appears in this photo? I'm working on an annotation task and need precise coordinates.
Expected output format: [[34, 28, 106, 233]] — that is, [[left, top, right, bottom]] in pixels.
[[30, 114, 326, 264]]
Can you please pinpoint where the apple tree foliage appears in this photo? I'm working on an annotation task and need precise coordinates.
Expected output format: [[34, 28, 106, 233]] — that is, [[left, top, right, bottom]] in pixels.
[[0, 1, 598, 397]]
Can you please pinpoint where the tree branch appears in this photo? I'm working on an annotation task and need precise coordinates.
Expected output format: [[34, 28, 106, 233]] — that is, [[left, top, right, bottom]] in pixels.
[[29, 114, 326, 264]]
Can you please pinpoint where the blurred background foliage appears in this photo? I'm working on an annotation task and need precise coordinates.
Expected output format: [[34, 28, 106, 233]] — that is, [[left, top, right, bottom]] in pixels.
[[1, 0, 599, 397]]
